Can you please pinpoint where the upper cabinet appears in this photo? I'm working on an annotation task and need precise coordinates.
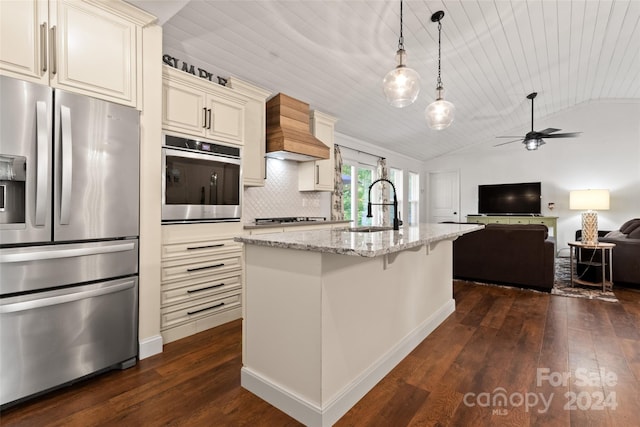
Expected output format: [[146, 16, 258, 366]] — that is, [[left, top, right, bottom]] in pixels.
[[0, 0, 154, 108], [299, 111, 337, 192], [227, 77, 271, 187], [162, 66, 247, 145]]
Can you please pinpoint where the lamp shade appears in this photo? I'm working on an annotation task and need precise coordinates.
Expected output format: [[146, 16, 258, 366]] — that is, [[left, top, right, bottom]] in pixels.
[[569, 189, 610, 210]]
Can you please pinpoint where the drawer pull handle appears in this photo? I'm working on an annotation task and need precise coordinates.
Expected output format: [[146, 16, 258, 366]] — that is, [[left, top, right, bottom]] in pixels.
[[187, 283, 225, 294], [202, 107, 207, 128], [187, 263, 224, 272], [187, 302, 224, 316], [187, 243, 224, 250]]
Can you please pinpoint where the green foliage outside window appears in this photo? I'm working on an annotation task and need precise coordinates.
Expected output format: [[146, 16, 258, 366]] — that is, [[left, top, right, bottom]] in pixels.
[[342, 164, 374, 226]]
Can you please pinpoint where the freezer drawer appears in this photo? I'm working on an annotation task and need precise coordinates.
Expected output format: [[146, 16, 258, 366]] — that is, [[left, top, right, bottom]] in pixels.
[[0, 277, 138, 407], [0, 239, 138, 295]]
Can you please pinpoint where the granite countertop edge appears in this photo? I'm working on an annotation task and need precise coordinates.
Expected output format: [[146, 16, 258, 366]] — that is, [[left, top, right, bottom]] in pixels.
[[243, 220, 352, 230], [235, 223, 484, 257]]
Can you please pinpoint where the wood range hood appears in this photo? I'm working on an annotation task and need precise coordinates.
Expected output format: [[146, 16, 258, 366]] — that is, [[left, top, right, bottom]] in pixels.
[[265, 93, 330, 161]]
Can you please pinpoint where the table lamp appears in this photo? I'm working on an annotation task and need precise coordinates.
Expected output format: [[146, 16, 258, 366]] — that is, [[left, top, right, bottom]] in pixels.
[[569, 189, 610, 245]]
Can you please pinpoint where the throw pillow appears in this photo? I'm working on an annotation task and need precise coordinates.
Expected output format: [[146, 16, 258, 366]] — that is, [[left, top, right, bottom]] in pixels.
[[604, 230, 625, 239], [628, 226, 640, 239], [619, 218, 640, 234]]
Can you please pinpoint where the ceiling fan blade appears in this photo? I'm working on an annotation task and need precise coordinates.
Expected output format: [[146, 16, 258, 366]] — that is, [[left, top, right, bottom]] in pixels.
[[494, 138, 523, 147], [538, 128, 561, 134], [543, 132, 582, 138], [496, 136, 525, 138]]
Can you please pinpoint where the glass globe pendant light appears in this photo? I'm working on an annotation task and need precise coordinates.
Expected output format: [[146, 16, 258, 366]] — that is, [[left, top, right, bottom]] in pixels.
[[425, 11, 455, 130], [383, 0, 420, 108]]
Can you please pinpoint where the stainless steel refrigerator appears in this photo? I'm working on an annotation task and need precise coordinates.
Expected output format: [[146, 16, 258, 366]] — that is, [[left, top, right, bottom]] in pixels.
[[0, 76, 140, 407]]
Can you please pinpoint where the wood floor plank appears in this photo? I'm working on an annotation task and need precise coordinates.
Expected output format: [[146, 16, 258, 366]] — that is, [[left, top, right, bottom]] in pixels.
[[1, 283, 638, 427]]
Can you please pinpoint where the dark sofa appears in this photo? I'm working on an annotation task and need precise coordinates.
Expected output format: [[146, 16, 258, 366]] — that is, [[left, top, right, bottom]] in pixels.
[[576, 218, 640, 286], [453, 223, 555, 292]]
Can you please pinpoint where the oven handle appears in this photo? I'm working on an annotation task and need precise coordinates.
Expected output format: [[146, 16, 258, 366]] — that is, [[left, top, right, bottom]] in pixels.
[[162, 147, 241, 165], [0, 280, 135, 314], [0, 241, 136, 263]]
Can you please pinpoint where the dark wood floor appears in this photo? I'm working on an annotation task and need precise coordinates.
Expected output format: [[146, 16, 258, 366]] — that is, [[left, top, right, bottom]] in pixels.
[[2, 281, 639, 427]]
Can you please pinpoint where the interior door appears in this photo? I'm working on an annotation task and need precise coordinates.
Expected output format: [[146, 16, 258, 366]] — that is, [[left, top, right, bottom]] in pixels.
[[428, 170, 460, 223], [53, 89, 140, 241]]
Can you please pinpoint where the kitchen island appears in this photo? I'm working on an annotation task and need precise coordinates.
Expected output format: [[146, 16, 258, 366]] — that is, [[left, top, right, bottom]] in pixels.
[[235, 223, 482, 427]]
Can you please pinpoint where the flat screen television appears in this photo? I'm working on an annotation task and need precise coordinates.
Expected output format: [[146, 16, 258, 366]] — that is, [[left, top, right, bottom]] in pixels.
[[478, 182, 541, 215]]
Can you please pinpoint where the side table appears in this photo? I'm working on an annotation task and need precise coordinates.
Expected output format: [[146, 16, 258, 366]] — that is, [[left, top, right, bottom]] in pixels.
[[567, 241, 615, 292]]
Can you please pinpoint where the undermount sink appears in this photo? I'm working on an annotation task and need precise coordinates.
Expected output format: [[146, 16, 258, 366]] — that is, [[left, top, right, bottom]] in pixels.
[[347, 226, 394, 233]]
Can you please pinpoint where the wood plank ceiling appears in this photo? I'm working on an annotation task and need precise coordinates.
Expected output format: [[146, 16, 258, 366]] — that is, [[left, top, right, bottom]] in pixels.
[[129, 0, 640, 161]]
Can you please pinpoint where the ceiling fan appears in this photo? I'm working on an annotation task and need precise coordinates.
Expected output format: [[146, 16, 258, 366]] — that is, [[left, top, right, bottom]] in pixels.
[[495, 92, 581, 150]]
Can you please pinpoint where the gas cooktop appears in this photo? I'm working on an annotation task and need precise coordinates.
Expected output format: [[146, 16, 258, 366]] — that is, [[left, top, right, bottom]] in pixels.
[[254, 216, 327, 225]]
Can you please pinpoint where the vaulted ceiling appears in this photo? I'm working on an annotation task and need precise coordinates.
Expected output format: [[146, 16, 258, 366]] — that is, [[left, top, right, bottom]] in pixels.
[[129, 0, 640, 161]]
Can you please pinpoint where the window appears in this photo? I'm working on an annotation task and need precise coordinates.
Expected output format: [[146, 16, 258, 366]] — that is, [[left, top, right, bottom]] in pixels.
[[408, 172, 420, 225], [342, 162, 377, 226], [388, 168, 403, 224]]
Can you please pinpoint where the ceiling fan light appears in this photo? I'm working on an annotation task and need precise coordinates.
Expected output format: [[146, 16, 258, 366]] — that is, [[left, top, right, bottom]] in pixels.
[[425, 87, 455, 130], [525, 138, 543, 150], [383, 49, 421, 108]]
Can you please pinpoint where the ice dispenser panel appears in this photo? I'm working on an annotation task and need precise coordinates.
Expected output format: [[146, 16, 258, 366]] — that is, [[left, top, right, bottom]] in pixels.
[[0, 155, 26, 224]]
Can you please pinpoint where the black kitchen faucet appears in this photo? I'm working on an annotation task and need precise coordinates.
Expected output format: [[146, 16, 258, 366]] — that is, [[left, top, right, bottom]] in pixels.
[[367, 178, 401, 231]]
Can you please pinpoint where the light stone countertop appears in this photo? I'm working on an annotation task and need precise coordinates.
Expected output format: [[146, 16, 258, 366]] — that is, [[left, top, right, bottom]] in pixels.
[[243, 220, 351, 230], [235, 223, 484, 257]]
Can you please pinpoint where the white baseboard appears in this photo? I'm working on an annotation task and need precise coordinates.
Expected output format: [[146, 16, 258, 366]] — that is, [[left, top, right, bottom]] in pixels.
[[241, 298, 456, 427], [139, 334, 163, 360]]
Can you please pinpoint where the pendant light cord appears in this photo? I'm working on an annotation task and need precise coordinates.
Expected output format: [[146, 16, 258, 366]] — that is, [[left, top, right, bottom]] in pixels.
[[436, 19, 442, 87], [398, 0, 405, 50]]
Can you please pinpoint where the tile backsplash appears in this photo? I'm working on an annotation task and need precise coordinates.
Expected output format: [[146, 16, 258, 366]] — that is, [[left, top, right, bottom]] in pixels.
[[243, 158, 331, 223]]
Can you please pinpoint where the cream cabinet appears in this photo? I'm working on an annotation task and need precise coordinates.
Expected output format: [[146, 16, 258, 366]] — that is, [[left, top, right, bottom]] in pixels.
[[0, 0, 153, 108], [162, 66, 248, 145], [228, 77, 271, 186], [161, 222, 244, 343], [299, 110, 337, 192]]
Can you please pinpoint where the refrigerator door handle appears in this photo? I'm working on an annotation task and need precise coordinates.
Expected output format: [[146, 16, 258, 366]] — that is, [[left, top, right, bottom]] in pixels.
[[0, 241, 135, 263], [59, 105, 72, 225], [0, 280, 135, 314], [35, 101, 49, 226]]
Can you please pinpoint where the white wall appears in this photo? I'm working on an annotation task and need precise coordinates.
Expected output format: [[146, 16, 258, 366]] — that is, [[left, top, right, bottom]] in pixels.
[[423, 100, 640, 256]]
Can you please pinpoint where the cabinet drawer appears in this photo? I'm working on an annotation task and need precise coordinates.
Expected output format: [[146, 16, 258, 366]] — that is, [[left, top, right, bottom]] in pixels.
[[529, 218, 550, 226], [161, 273, 241, 306], [161, 290, 241, 329], [486, 218, 510, 224], [508, 218, 530, 224], [162, 253, 242, 283], [162, 238, 241, 261]]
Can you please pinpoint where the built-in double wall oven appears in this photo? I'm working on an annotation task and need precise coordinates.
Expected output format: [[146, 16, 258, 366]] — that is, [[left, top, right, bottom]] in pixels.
[[162, 133, 241, 223]]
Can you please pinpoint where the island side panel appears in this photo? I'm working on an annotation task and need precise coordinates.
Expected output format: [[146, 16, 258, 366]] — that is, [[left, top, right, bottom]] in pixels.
[[242, 244, 324, 407], [320, 239, 455, 408], [242, 238, 457, 427]]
